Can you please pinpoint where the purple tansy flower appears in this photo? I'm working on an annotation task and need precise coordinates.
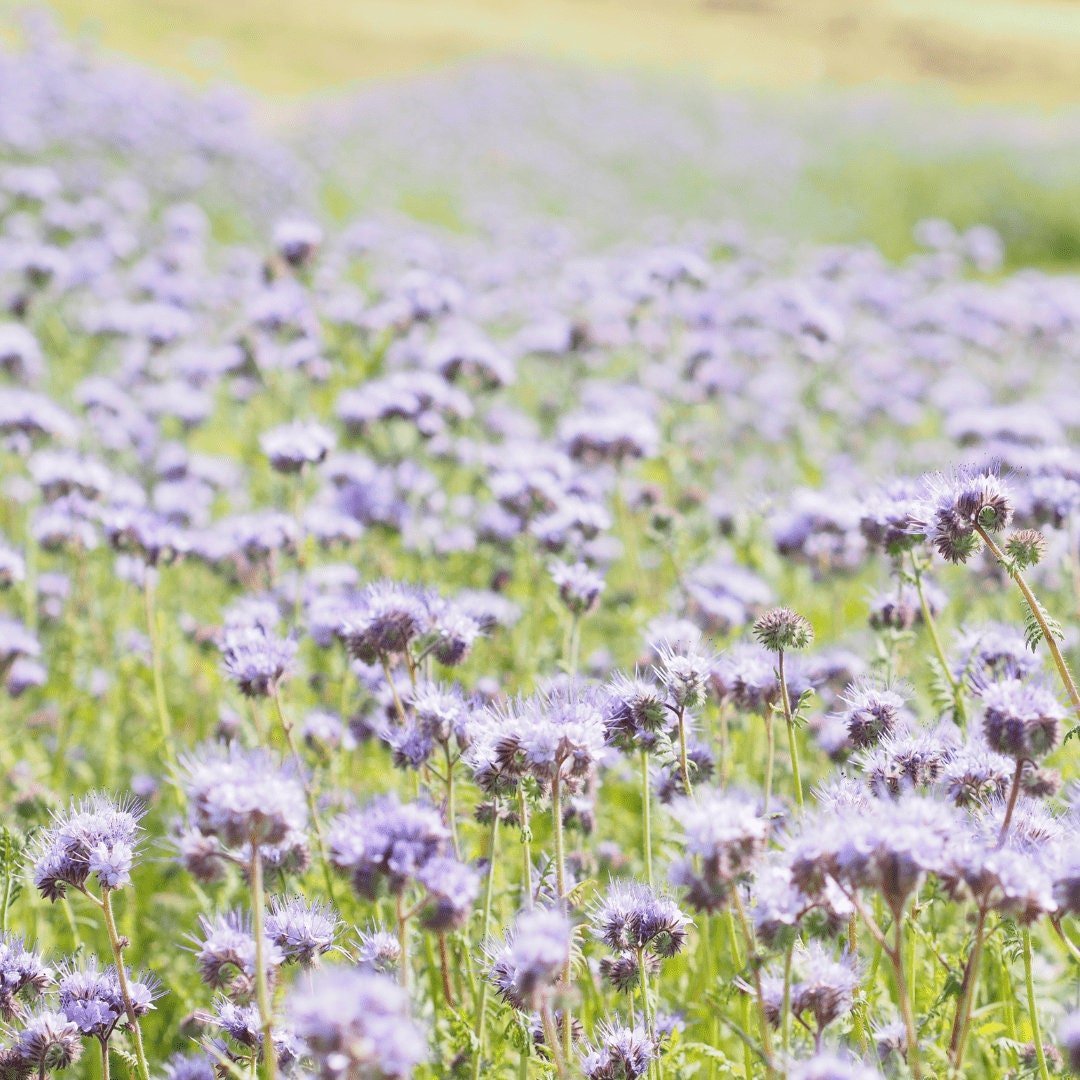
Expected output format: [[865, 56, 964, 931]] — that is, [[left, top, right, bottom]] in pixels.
[[485, 906, 571, 1010], [220, 624, 297, 698], [288, 966, 427, 1079], [266, 896, 339, 968], [31, 794, 143, 900], [260, 420, 335, 473], [181, 744, 308, 849]]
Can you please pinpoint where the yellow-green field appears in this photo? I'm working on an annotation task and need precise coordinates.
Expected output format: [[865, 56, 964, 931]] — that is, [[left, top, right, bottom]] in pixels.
[[40, 0, 1080, 105]]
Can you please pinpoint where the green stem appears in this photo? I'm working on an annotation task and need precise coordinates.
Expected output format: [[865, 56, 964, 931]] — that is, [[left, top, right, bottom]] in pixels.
[[637, 947, 659, 1080], [676, 706, 693, 798], [891, 912, 921, 1080], [143, 576, 177, 777], [976, 525, 1080, 716], [1022, 927, 1051, 1080], [540, 1001, 567, 1079], [100, 1039, 110, 1080], [910, 552, 966, 725], [380, 657, 409, 726], [101, 891, 151, 1080], [551, 771, 572, 1066], [1, 863, 11, 935], [568, 612, 581, 676], [780, 939, 794, 1058], [732, 889, 775, 1076], [998, 758, 1026, 847], [778, 651, 803, 810], [471, 811, 500, 1080], [519, 786, 533, 909], [445, 743, 460, 858], [763, 710, 775, 816], [640, 750, 653, 886], [272, 690, 336, 903], [396, 892, 410, 991], [248, 844, 277, 1080], [726, 909, 754, 1080], [950, 907, 988, 1068]]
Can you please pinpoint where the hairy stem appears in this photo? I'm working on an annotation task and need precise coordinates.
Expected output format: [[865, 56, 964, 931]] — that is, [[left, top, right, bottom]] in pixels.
[[732, 889, 775, 1076], [676, 705, 693, 798], [976, 525, 1080, 716], [271, 689, 336, 902], [396, 892, 411, 991], [998, 758, 1026, 847], [640, 749, 654, 886], [248, 844, 277, 1080], [778, 650, 803, 810], [518, 786, 534, 909], [950, 906, 989, 1069], [101, 890, 150, 1080], [143, 577, 177, 778], [551, 770, 572, 1066], [891, 913, 921, 1080], [471, 810, 500, 1080], [910, 552, 966, 726], [763, 710, 775, 816], [1022, 926, 1051, 1080]]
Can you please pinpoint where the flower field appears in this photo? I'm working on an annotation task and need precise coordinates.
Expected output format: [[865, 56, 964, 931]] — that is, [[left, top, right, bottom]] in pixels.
[[0, 10, 1080, 1080]]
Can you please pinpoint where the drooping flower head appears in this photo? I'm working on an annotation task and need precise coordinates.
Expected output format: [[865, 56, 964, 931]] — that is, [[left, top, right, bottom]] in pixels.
[[913, 467, 1013, 563], [976, 676, 1064, 760]]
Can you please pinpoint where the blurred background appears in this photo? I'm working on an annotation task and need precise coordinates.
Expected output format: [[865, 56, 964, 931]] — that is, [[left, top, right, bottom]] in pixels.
[[11, 0, 1080, 264]]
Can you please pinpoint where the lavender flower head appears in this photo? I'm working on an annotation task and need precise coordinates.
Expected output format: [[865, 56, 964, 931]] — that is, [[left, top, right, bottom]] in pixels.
[[56, 958, 158, 1039], [266, 896, 339, 968], [670, 789, 768, 911], [32, 794, 143, 900], [220, 624, 297, 698], [191, 910, 271, 999], [287, 966, 427, 1079], [339, 581, 432, 665], [9, 1009, 83, 1072], [328, 795, 449, 898], [976, 676, 1064, 760], [356, 927, 401, 975], [590, 880, 690, 958], [260, 420, 335, 474], [181, 744, 308, 849], [581, 1018, 656, 1080], [485, 906, 571, 1010], [836, 680, 909, 751], [0, 936, 50, 1020], [913, 467, 1013, 563], [549, 559, 605, 616]]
